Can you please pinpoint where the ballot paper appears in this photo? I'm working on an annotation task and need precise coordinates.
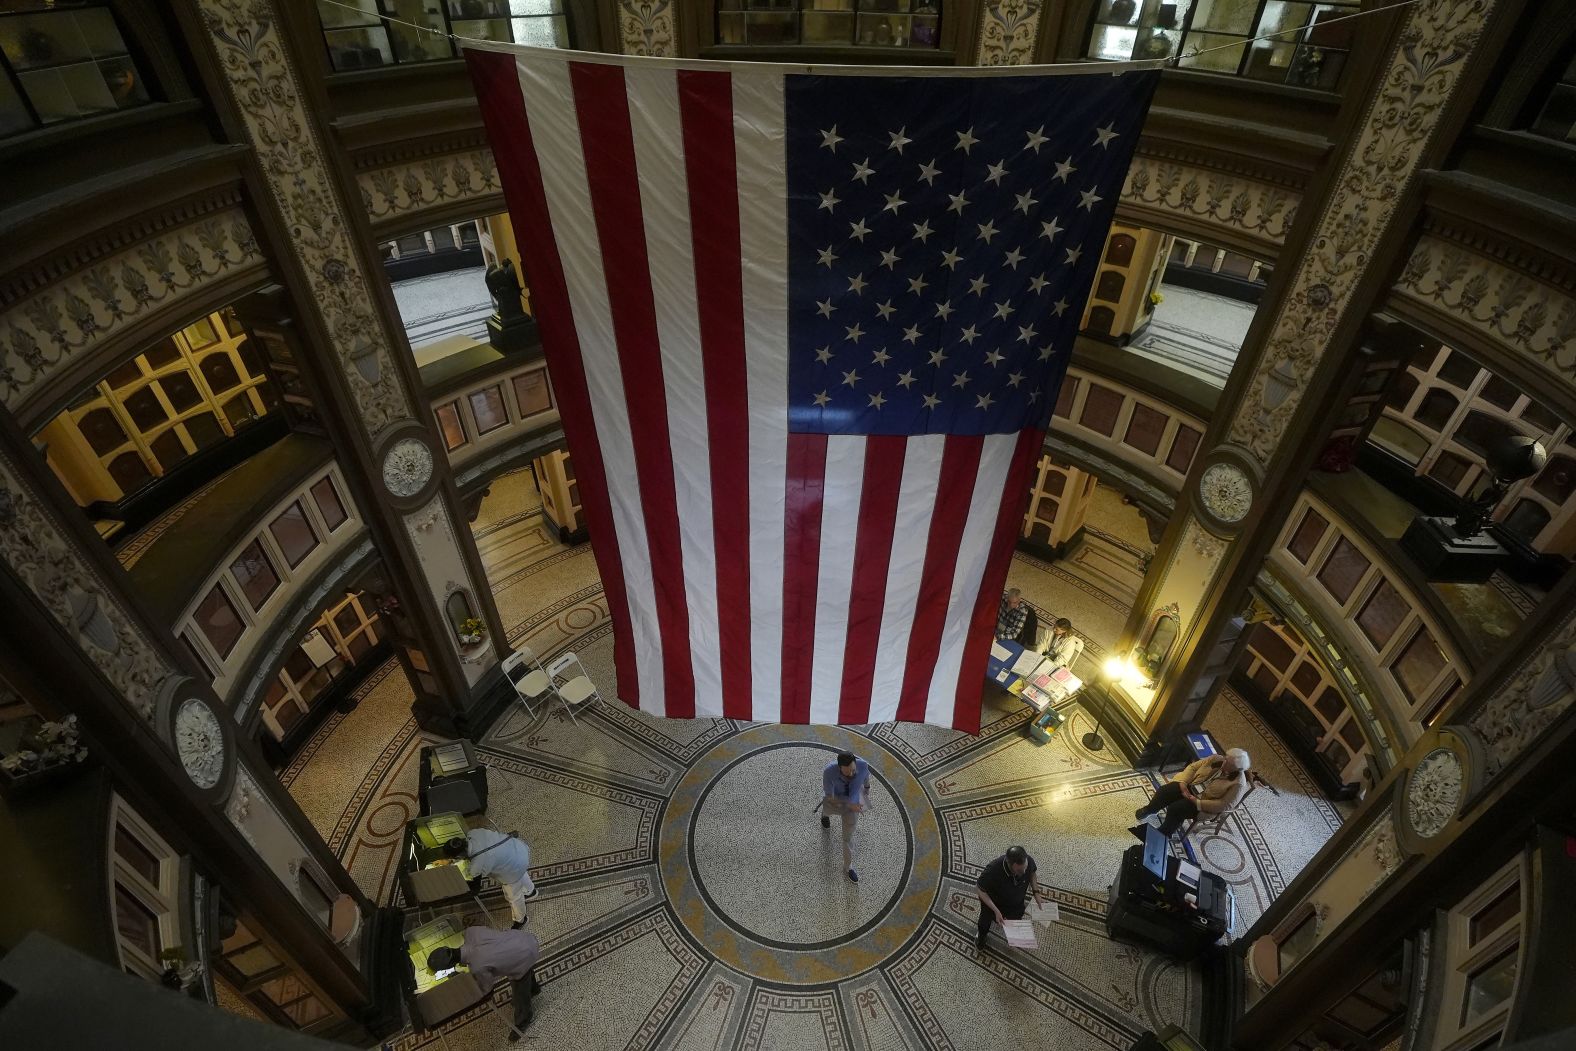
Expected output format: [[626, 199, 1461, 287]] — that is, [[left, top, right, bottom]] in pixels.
[[990, 641, 1013, 663], [1003, 919, 1038, 949], [1030, 901, 1060, 924], [1012, 650, 1046, 677]]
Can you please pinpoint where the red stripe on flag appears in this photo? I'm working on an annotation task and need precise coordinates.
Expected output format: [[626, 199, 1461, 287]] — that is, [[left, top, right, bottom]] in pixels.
[[677, 70, 752, 721], [949, 429, 1045, 734], [781, 433, 828, 724], [895, 435, 984, 723], [836, 436, 907, 724], [464, 49, 639, 702], [570, 61, 697, 718]]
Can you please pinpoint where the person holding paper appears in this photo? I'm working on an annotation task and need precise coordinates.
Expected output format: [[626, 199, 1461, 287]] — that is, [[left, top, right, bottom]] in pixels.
[[975, 845, 1044, 949], [427, 924, 542, 1039], [821, 751, 870, 883]]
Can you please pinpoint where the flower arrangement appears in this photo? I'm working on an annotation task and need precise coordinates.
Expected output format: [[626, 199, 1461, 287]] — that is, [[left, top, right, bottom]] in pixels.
[[1, 715, 89, 776], [458, 618, 487, 645]]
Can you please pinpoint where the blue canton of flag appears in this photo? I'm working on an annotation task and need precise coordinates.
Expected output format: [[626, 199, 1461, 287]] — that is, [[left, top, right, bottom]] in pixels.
[[786, 71, 1156, 437]]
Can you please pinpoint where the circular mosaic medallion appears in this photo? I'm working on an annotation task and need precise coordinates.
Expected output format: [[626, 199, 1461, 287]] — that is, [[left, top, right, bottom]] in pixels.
[[174, 697, 226, 790], [660, 725, 940, 983], [1405, 747, 1463, 839], [1199, 462, 1253, 524], [381, 436, 433, 498]]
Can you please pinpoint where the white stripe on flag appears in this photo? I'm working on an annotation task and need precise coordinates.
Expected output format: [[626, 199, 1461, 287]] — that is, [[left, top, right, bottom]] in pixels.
[[733, 72, 789, 721], [865, 436, 945, 723], [624, 66, 724, 719], [516, 56, 668, 711], [925, 434, 1020, 725], [808, 437, 867, 723]]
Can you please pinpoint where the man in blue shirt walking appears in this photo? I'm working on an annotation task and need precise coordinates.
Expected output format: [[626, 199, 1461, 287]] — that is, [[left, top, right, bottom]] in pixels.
[[821, 751, 870, 883]]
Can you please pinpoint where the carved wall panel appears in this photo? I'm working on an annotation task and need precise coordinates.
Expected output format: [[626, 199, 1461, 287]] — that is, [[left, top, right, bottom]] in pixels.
[[1394, 234, 1576, 398], [199, 0, 411, 433], [975, 0, 1044, 66], [1224, 0, 1498, 466], [358, 148, 503, 227], [1119, 154, 1299, 252], [0, 209, 262, 411], [619, 0, 675, 56], [0, 456, 175, 722], [1469, 606, 1576, 778]]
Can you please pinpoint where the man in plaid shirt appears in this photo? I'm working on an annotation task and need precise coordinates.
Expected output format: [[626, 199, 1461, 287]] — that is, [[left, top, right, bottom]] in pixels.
[[996, 588, 1028, 641]]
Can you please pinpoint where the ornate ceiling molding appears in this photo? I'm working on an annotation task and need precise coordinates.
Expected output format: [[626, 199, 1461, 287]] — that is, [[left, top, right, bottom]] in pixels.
[[619, 0, 675, 56], [1224, 0, 1498, 467], [0, 208, 263, 410], [200, 0, 411, 434], [358, 147, 502, 226], [1119, 153, 1300, 250], [1393, 233, 1576, 394], [1469, 607, 1576, 779]]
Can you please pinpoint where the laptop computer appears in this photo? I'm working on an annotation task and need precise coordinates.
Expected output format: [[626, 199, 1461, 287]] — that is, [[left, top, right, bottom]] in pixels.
[[1141, 825, 1168, 881]]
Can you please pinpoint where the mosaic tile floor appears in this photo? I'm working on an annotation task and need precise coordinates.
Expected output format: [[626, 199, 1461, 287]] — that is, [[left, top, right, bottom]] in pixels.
[[280, 471, 1342, 1050]]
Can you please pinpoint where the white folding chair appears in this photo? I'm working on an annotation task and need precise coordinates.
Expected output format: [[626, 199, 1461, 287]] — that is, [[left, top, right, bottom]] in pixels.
[[546, 651, 601, 724], [501, 647, 552, 716]]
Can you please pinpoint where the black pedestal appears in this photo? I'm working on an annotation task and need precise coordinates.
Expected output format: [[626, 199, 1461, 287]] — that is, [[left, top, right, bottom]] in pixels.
[[1400, 515, 1506, 583], [486, 314, 538, 352]]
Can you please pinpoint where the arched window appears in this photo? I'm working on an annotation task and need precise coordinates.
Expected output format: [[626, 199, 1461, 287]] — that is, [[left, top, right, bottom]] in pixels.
[[1104, 233, 1136, 267], [1084, 306, 1115, 337], [1414, 388, 1459, 432], [1094, 270, 1126, 302]]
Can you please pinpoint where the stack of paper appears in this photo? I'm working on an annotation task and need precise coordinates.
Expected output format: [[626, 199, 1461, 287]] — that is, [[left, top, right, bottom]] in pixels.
[[1030, 901, 1060, 924], [990, 641, 1013, 663], [1011, 650, 1047, 677], [1002, 918, 1038, 949]]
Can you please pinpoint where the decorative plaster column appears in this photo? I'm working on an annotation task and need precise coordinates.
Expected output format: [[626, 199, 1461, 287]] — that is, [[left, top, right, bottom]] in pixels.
[[189, 0, 509, 726], [0, 412, 374, 1025], [1112, 0, 1508, 744]]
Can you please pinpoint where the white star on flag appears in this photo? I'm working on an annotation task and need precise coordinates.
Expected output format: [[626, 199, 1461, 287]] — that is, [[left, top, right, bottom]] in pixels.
[[820, 126, 843, 150], [1053, 157, 1075, 182], [955, 127, 978, 153], [888, 127, 912, 153], [841, 369, 860, 387], [1025, 126, 1048, 152], [1094, 123, 1119, 148]]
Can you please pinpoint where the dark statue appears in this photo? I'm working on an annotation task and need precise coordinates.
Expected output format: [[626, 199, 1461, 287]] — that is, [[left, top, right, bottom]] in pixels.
[[485, 259, 527, 322]]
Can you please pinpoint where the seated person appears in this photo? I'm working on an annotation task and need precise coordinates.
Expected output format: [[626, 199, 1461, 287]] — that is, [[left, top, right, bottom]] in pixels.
[[996, 588, 1028, 640], [1044, 618, 1083, 669], [1132, 748, 1251, 836], [1016, 603, 1039, 648]]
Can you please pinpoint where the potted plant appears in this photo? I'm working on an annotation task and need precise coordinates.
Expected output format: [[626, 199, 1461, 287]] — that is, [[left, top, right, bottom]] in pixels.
[[0, 715, 90, 792], [458, 618, 487, 646]]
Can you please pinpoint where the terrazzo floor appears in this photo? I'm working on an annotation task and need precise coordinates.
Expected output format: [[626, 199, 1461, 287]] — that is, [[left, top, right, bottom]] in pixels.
[[279, 468, 1342, 1050]]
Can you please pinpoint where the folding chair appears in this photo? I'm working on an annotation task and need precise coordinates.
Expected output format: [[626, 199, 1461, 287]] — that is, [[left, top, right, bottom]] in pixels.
[[546, 651, 601, 724], [501, 646, 553, 716]]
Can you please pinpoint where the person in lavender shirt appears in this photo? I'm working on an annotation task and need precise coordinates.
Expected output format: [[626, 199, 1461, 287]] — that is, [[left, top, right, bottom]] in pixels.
[[821, 751, 871, 883]]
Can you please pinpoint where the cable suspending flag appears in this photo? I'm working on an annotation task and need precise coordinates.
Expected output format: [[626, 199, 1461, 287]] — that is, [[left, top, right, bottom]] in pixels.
[[465, 43, 1156, 732]]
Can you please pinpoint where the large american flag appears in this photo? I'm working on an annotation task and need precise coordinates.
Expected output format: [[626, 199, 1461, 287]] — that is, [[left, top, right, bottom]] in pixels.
[[465, 45, 1156, 732]]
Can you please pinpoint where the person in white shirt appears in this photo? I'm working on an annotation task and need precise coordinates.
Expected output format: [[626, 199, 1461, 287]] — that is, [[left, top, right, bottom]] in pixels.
[[1044, 618, 1084, 670], [444, 828, 535, 928]]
